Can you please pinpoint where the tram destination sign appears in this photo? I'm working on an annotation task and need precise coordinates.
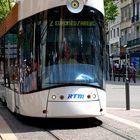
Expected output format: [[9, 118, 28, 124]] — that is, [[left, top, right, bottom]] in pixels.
[[49, 20, 96, 27]]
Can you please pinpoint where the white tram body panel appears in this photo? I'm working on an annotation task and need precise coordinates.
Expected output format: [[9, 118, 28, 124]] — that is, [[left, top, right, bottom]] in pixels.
[[18, 0, 104, 21], [18, 86, 106, 118], [18, 90, 49, 117], [47, 87, 106, 118]]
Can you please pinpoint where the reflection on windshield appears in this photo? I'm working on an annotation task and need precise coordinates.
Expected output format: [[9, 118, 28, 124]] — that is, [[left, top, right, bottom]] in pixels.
[[42, 64, 101, 88], [76, 74, 93, 81]]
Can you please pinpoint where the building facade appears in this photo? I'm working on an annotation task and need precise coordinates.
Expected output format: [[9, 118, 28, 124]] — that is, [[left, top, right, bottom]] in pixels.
[[109, 0, 121, 62], [127, 0, 140, 75], [108, 0, 140, 76]]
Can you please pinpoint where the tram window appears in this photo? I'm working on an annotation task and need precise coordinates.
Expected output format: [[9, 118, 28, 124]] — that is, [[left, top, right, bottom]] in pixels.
[[3, 31, 20, 92], [39, 6, 104, 89], [17, 6, 105, 91], [20, 19, 38, 93]]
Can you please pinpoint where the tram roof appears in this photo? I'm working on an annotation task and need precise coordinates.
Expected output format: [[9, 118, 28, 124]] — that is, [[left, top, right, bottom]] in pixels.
[[17, 0, 104, 20], [0, 0, 104, 37]]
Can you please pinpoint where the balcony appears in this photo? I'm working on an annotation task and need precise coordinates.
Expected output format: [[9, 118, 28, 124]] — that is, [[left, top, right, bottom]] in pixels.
[[127, 38, 140, 47], [120, 20, 132, 30], [131, 15, 140, 23]]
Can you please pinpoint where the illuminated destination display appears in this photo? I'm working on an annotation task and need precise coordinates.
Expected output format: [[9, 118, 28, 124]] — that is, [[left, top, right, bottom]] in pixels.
[[49, 20, 96, 27]]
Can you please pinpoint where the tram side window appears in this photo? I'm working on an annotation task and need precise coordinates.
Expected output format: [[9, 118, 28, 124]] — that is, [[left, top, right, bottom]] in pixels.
[[20, 19, 37, 93], [4, 32, 20, 92], [0, 38, 5, 85]]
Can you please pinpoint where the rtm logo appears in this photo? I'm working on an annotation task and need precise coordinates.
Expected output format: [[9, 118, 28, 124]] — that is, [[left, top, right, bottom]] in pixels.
[[68, 94, 84, 99]]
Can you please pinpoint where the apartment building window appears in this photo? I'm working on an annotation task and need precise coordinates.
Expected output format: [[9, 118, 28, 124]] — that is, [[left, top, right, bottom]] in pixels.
[[121, 5, 131, 21], [136, 26, 139, 38], [117, 27, 119, 36], [137, 2, 139, 18], [121, 10, 124, 21], [121, 8, 127, 21], [113, 29, 116, 38], [133, 3, 135, 16], [124, 30, 127, 44], [128, 6, 131, 19], [110, 30, 112, 39]]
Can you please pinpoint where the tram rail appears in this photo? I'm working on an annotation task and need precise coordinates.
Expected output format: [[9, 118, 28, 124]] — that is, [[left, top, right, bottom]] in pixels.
[[41, 117, 136, 140], [90, 118, 136, 140], [47, 130, 62, 140]]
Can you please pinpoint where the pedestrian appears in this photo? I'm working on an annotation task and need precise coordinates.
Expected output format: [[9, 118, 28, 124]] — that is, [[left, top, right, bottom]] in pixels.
[[129, 63, 136, 82]]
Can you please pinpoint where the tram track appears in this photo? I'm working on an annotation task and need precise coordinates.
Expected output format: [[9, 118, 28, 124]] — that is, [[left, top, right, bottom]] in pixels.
[[90, 118, 136, 140], [43, 117, 137, 140], [47, 130, 63, 140], [100, 123, 136, 140]]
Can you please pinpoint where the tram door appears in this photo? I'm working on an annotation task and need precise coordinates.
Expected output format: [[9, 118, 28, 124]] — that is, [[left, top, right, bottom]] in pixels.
[[6, 34, 20, 112], [2, 33, 20, 112], [0, 58, 6, 102]]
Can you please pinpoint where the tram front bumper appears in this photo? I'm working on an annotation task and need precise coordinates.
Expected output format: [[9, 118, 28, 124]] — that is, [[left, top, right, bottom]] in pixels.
[[46, 101, 105, 118]]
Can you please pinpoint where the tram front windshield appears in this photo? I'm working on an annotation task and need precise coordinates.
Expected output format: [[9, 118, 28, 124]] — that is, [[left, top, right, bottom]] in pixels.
[[40, 6, 104, 89]]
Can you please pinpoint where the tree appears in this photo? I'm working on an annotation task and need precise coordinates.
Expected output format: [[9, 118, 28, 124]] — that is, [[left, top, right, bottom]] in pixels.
[[104, 0, 118, 23], [0, 0, 16, 23]]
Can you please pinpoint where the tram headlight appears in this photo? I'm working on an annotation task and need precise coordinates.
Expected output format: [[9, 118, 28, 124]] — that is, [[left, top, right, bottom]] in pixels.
[[52, 95, 56, 100], [66, 0, 84, 13], [93, 94, 96, 99]]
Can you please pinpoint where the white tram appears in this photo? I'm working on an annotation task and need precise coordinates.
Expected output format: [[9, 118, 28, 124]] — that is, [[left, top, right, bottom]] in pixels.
[[0, 0, 106, 118]]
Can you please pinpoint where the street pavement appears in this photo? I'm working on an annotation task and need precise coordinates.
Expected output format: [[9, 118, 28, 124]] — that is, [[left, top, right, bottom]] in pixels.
[[105, 77, 140, 131]]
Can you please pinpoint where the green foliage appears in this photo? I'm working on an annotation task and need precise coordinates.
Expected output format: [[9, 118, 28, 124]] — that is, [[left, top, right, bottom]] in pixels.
[[104, 0, 118, 23], [0, 0, 16, 23]]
